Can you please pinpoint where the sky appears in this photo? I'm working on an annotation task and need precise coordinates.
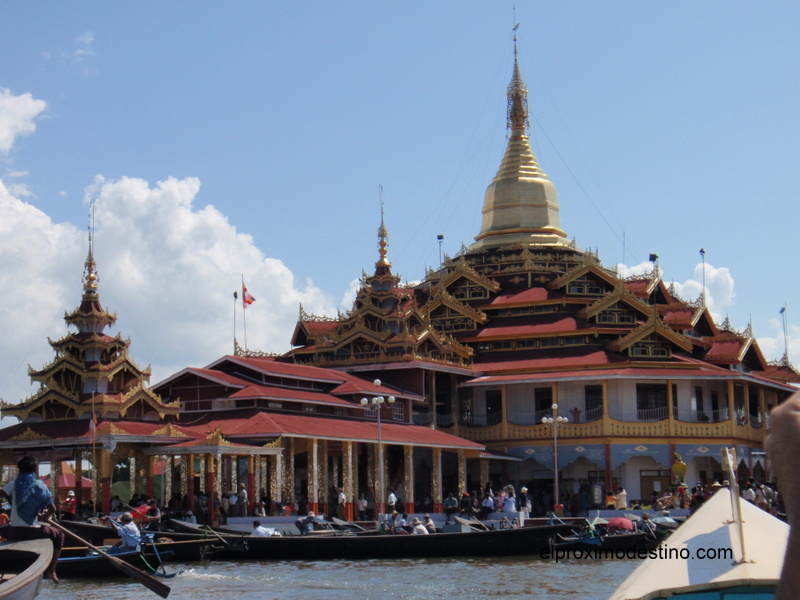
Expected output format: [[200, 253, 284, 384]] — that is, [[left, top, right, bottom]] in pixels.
[[1, 2, 799, 425]]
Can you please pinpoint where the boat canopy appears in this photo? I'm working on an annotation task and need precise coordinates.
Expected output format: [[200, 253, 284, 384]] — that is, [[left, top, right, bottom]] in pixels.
[[609, 487, 788, 600]]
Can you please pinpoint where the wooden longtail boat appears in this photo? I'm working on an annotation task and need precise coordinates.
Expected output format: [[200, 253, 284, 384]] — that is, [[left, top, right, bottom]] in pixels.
[[56, 546, 173, 579], [0, 539, 53, 600], [64, 517, 576, 561], [58, 521, 227, 560]]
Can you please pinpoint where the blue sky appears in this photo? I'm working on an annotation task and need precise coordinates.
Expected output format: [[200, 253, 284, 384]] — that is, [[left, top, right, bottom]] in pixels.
[[1, 2, 799, 417]]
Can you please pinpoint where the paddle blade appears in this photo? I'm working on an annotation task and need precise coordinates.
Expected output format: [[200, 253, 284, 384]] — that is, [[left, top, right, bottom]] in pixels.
[[113, 558, 171, 598]]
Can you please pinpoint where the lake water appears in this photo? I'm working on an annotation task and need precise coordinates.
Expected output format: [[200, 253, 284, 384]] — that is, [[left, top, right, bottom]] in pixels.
[[37, 556, 641, 600]]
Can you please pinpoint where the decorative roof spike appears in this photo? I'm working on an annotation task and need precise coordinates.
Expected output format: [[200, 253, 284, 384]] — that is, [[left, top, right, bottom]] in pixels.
[[83, 199, 99, 292], [376, 185, 391, 270], [507, 35, 529, 138]]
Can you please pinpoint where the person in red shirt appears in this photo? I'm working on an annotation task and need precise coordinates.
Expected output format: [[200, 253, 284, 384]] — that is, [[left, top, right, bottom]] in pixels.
[[61, 490, 77, 520]]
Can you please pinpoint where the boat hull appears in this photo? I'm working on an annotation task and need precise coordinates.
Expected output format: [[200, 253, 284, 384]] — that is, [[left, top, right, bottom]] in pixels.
[[61, 518, 576, 562], [56, 547, 170, 579], [58, 521, 222, 561], [0, 539, 53, 600], [225, 523, 576, 561]]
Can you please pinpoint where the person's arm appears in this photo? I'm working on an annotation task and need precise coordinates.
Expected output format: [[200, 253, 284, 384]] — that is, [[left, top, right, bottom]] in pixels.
[[40, 501, 57, 521], [766, 390, 800, 600]]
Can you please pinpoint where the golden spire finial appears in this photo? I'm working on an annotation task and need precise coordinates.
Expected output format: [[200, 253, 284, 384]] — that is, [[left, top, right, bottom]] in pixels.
[[507, 27, 529, 138], [376, 185, 391, 269], [83, 198, 99, 291]]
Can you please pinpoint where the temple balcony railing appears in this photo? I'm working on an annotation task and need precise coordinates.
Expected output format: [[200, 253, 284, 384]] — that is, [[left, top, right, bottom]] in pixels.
[[412, 411, 433, 426], [458, 412, 503, 428], [436, 414, 456, 428], [504, 405, 604, 426], [608, 406, 668, 422], [674, 407, 730, 423], [440, 413, 768, 444]]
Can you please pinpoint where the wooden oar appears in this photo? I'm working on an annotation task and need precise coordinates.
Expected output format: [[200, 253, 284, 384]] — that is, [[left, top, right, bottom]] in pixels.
[[332, 516, 366, 531], [201, 524, 232, 546], [455, 516, 490, 531], [47, 519, 170, 598]]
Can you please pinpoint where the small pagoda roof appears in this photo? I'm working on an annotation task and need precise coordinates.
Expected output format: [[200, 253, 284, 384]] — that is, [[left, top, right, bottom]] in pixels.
[[661, 306, 699, 328], [704, 334, 753, 363], [761, 362, 800, 384]]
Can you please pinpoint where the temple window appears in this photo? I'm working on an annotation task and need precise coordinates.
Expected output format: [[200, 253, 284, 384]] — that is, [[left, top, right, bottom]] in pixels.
[[636, 384, 668, 420], [585, 385, 602, 415], [630, 341, 670, 358], [486, 390, 502, 423], [468, 288, 488, 299]]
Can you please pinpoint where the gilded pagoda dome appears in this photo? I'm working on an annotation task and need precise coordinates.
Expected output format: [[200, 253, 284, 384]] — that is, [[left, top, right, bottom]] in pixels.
[[471, 42, 569, 251]]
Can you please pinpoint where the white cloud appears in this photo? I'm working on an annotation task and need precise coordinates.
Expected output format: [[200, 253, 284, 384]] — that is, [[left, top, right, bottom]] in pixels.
[[340, 277, 361, 311], [85, 174, 338, 385], [671, 262, 735, 323], [0, 180, 84, 416], [61, 32, 95, 63], [0, 174, 337, 419], [0, 89, 47, 155], [755, 317, 800, 367]]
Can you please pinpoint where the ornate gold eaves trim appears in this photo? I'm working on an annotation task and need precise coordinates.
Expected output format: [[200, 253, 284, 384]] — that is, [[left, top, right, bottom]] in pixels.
[[9, 427, 49, 442]]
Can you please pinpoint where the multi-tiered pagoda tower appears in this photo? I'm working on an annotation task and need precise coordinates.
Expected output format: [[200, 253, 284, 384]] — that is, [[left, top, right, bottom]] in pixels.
[[1, 235, 176, 424]]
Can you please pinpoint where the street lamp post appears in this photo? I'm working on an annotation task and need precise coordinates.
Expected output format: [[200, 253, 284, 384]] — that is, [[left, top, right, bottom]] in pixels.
[[542, 403, 568, 516], [361, 379, 395, 517]]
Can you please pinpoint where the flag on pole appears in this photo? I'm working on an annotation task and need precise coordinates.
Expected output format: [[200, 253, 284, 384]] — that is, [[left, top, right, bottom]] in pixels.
[[242, 283, 255, 308], [88, 413, 97, 444], [780, 306, 786, 314]]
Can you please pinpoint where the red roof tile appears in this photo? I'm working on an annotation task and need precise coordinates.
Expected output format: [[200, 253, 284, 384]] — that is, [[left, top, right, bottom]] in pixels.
[[484, 288, 563, 306], [474, 349, 626, 373], [474, 316, 592, 339], [190, 410, 483, 450]]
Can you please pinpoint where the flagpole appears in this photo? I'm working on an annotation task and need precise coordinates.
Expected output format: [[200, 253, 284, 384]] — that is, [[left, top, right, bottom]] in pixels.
[[91, 393, 97, 513], [781, 305, 789, 362], [233, 290, 238, 354], [242, 274, 248, 351]]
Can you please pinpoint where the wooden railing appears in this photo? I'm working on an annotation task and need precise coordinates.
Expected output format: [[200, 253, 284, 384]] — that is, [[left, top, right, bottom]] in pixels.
[[439, 414, 769, 444]]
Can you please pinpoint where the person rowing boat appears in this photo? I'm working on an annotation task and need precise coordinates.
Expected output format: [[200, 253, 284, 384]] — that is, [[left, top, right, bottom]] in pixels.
[[0, 456, 64, 583], [103, 512, 142, 551]]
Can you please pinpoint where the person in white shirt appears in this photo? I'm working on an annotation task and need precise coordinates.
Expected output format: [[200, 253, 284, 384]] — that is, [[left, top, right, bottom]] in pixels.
[[237, 483, 249, 516], [110, 512, 141, 550], [250, 520, 277, 537], [411, 518, 429, 535], [742, 482, 756, 503], [337, 488, 347, 519], [357, 493, 369, 521], [387, 490, 398, 513], [614, 487, 628, 509]]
